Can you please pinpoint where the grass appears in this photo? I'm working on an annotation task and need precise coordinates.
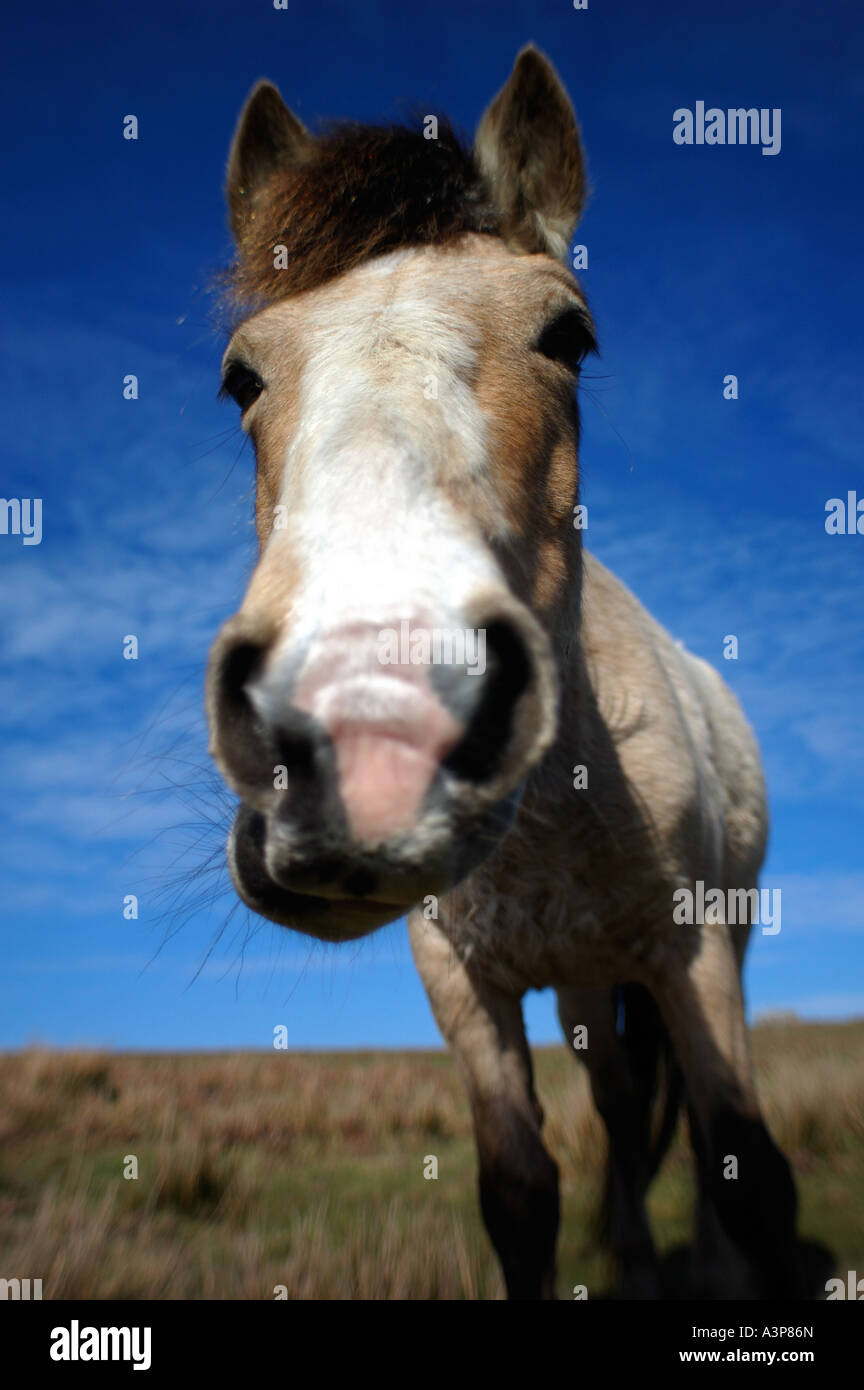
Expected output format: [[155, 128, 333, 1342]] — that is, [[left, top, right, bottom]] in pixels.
[[0, 1020, 862, 1299]]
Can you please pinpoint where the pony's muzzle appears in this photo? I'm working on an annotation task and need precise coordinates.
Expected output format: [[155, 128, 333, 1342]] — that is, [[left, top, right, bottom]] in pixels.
[[209, 615, 544, 825], [206, 606, 557, 931]]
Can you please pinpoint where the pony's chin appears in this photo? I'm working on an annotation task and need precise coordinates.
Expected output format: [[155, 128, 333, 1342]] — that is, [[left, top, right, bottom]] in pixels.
[[235, 881, 404, 941], [228, 807, 410, 941]]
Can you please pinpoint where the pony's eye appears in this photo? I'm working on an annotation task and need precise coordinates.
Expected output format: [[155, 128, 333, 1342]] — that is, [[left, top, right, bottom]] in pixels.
[[535, 309, 597, 375], [219, 361, 265, 411]]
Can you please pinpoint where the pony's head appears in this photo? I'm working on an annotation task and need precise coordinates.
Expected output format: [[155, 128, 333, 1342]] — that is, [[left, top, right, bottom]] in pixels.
[[206, 47, 595, 940]]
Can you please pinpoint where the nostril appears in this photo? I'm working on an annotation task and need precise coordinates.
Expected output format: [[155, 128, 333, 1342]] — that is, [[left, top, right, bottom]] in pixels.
[[271, 709, 326, 785], [222, 642, 266, 715], [442, 618, 533, 783], [275, 730, 317, 780], [213, 636, 330, 797], [213, 639, 274, 786]]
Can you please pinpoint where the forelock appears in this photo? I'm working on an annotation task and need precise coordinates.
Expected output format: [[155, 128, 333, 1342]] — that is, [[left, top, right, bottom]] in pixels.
[[223, 119, 501, 313]]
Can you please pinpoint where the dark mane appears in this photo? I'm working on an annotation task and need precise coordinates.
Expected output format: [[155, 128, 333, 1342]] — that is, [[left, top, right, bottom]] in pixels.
[[224, 118, 500, 310]]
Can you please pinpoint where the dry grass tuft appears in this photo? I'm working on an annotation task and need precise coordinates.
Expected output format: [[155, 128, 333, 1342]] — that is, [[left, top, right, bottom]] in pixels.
[[0, 1022, 861, 1299]]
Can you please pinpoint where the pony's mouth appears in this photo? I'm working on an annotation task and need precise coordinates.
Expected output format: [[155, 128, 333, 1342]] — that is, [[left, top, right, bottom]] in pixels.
[[225, 785, 527, 942], [227, 804, 421, 940]]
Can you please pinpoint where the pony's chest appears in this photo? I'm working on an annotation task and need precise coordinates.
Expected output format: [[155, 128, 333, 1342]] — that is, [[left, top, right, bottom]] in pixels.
[[443, 870, 678, 992]]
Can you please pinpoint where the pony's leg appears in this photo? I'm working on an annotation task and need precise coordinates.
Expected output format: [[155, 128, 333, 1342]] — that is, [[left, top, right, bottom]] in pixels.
[[685, 1097, 757, 1297], [653, 921, 802, 1297], [687, 919, 756, 1294], [557, 984, 661, 1297], [409, 912, 559, 1300]]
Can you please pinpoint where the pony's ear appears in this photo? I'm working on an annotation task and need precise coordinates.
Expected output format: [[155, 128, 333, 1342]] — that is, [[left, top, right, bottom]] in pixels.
[[474, 46, 587, 262], [226, 80, 311, 246]]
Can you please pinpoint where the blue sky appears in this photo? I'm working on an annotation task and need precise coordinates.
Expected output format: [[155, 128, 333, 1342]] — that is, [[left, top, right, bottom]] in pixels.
[[0, 0, 861, 1047]]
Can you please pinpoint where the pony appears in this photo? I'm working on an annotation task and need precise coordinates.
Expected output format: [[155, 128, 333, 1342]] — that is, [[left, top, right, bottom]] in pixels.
[[205, 46, 801, 1299]]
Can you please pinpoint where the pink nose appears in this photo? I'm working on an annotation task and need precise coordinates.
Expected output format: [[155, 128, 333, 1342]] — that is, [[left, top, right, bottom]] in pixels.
[[209, 611, 536, 861], [292, 627, 463, 844]]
